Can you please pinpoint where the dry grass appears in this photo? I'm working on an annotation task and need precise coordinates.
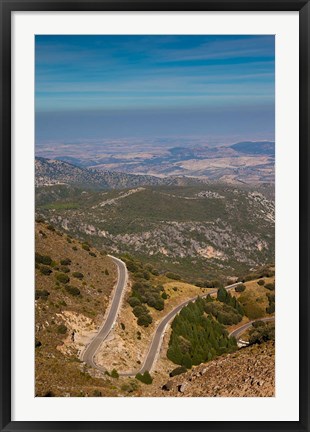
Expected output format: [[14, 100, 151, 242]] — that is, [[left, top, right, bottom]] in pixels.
[[231, 276, 275, 320]]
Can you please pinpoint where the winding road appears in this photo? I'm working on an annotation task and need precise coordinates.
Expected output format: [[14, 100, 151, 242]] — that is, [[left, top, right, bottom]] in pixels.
[[81, 255, 128, 371], [229, 316, 275, 341], [129, 282, 241, 376], [82, 254, 245, 375], [82, 256, 274, 376]]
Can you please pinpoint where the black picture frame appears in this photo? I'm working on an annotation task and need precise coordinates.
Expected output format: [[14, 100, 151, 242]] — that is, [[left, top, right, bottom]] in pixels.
[[1, 1, 309, 431]]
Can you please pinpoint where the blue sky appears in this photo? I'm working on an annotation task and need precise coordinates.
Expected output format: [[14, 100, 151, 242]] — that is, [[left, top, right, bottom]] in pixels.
[[35, 35, 275, 143]]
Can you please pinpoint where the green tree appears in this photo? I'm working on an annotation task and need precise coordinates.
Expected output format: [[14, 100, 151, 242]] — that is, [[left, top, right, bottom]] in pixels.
[[56, 273, 70, 284], [135, 371, 153, 384], [110, 369, 119, 378]]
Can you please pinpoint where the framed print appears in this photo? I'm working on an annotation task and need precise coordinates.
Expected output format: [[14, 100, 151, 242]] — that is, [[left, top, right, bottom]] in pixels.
[[1, 0, 309, 431]]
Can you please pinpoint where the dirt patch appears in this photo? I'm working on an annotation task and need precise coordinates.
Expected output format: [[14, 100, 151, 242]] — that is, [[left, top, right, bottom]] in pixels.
[[56, 311, 98, 357]]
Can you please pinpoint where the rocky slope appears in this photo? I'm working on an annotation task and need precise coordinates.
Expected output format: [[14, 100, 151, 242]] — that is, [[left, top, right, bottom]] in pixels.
[[36, 183, 275, 280], [147, 341, 275, 397]]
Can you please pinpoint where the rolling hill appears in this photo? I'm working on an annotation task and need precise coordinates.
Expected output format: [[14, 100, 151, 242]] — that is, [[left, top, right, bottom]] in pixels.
[[35, 156, 205, 190], [36, 181, 275, 282]]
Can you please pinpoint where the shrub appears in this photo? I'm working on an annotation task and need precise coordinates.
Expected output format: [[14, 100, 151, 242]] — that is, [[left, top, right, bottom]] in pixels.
[[35, 289, 50, 300], [43, 391, 55, 397], [72, 272, 84, 280], [56, 273, 70, 284], [89, 252, 96, 257], [169, 366, 187, 377], [166, 272, 181, 280], [252, 320, 265, 328], [143, 271, 150, 280], [146, 296, 164, 311], [120, 323, 125, 330], [266, 304, 275, 314], [205, 294, 213, 302], [243, 303, 264, 320], [57, 324, 67, 334], [210, 280, 222, 288], [198, 280, 222, 288], [121, 380, 138, 393], [126, 261, 139, 272], [72, 246, 78, 251], [110, 369, 119, 379], [135, 371, 153, 385], [82, 243, 90, 251], [161, 292, 168, 300], [93, 390, 102, 397], [133, 305, 148, 318], [60, 258, 71, 266], [128, 297, 141, 308], [40, 265, 52, 276], [35, 338, 42, 348], [60, 266, 70, 273], [235, 284, 246, 293], [205, 301, 242, 325], [249, 322, 275, 345], [257, 279, 265, 286], [265, 282, 275, 291], [137, 314, 153, 327], [35, 253, 52, 266], [65, 285, 80, 296], [266, 292, 275, 314], [154, 298, 164, 311], [47, 224, 55, 231], [105, 269, 109, 275]]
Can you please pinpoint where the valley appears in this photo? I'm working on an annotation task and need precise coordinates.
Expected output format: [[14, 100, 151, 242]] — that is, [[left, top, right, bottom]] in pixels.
[[36, 140, 275, 183], [35, 153, 275, 398], [35, 218, 275, 397], [36, 170, 274, 281]]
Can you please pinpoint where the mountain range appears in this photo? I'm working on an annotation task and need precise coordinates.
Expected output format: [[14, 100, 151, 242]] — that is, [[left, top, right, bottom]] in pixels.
[[36, 140, 275, 184], [35, 156, 205, 190]]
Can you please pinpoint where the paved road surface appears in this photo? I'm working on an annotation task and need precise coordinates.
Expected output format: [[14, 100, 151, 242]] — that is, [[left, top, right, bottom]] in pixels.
[[120, 282, 241, 376], [82, 257, 274, 378], [229, 316, 275, 341], [81, 255, 128, 370]]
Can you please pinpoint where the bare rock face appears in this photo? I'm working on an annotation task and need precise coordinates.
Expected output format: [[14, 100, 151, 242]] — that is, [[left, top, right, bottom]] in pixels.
[[177, 383, 187, 393]]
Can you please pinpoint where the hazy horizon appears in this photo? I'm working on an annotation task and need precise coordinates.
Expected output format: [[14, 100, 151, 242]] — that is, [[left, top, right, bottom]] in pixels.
[[36, 35, 275, 145]]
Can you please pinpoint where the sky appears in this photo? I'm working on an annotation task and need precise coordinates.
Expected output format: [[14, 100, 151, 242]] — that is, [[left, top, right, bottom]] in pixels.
[[35, 35, 275, 144]]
